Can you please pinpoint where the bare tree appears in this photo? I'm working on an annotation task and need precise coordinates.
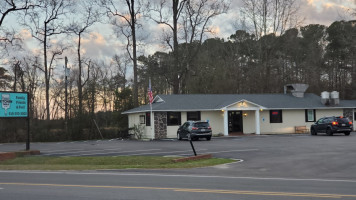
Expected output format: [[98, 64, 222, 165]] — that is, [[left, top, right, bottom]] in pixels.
[[0, 65, 11, 90], [0, 0, 39, 27], [150, 0, 229, 93], [101, 0, 144, 107], [111, 54, 129, 90], [240, 0, 301, 39], [22, 56, 42, 118], [68, 1, 100, 119], [24, 0, 72, 121], [180, 0, 229, 92], [150, 0, 187, 94]]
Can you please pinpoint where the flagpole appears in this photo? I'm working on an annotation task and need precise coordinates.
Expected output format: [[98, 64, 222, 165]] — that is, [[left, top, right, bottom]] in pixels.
[[150, 100, 153, 139], [149, 78, 154, 139]]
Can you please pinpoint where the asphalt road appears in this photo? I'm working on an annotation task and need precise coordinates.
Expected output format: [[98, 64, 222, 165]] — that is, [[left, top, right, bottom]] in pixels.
[[1, 132, 356, 199], [1, 170, 356, 200]]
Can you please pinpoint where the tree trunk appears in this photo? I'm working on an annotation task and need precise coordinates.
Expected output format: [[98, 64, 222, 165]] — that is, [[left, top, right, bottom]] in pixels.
[[44, 23, 50, 121], [172, 0, 180, 94], [78, 33, 83, 117], [131, 0, 139, 107]]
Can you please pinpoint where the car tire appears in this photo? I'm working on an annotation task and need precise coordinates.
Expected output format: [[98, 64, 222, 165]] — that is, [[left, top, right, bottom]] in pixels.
[[177, 133, 182, 140], [206, 136, 211, 141], [344, 132, 351, 136], [326, 128, 333, 136], [311, 129, 317, 135]]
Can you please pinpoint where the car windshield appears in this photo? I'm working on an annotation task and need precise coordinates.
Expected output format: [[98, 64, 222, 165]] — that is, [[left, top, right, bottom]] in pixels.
[[194, 122, 209, 128], [336, 118, 350, 123]]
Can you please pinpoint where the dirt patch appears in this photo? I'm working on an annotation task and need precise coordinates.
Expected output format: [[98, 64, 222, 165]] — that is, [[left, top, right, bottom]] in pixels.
[[0, 150, 40, 161]]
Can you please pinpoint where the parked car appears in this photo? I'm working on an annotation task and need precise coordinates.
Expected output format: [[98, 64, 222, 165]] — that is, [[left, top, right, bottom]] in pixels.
[[311, 116, 353, 136], [177, 121, 212, 141]]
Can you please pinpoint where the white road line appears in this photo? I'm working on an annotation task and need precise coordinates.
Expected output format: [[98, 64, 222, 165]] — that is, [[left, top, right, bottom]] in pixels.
[[1, 170, 356, 183], [42, 148, 123, 155], [175, 149, 260, 156], [126, 149, 208, 156], [127, 149, 258, 156], [205, 149, 259, 154], [41, 148, 87, 153], [68, 149, 162, 156]]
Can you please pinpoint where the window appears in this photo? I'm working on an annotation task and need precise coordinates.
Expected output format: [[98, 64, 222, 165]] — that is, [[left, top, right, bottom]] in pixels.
[[317, 118, 324, 124], [182, 122, 189, 130], [305, 109, 316, 122], [354, 111, 356, 121], [270, 110, 282, 123], [139, 115, 145, 124], [167, 112, 181, 126], [187, 111, 201, 121], [146, 112, 151, 126], [324, 118, 332, 123]]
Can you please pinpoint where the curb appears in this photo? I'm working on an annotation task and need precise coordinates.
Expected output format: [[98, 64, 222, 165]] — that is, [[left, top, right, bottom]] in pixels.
[[173, 154, 212, 163], [0, 150, 41, 161]]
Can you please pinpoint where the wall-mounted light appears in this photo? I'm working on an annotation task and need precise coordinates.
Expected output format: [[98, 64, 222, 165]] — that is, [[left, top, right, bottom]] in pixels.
[[243, 113, 248, 117], [221, 109, 225, 112], [260, 108, 263, 112]]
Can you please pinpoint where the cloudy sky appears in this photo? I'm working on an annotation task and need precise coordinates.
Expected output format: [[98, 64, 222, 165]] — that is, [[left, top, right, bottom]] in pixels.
[[213, 0, 355, 39], [3, 0, 356, 70]]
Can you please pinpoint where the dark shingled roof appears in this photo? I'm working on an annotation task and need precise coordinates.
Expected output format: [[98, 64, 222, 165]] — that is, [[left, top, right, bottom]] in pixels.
[[123, 93, 356, 114]]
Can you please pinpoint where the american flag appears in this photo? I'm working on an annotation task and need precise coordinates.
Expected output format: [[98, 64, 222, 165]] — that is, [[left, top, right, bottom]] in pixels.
[[148, 78, 153, 104]]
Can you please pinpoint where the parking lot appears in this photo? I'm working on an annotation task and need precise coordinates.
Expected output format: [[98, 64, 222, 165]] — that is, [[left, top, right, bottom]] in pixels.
[[1, 132, 356, 180]]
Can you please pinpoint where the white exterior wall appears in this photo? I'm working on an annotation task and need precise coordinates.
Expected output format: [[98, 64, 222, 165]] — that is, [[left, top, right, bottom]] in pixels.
[[167, 126, 179, 138], [181, 112, 187, 122], [242, 110, 256, 134], [164, 112, 187, 138], [201, 111, 224, 135], [316, 109, 344, 119], [165, 111, 225, 138], [127, 108, 348, 139], [128, 112, 153, 139], [259, 109, 344, 134]]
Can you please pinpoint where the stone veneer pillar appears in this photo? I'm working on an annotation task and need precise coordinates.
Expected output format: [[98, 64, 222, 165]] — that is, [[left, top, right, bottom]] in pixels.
[[154, 112, 167, 139]]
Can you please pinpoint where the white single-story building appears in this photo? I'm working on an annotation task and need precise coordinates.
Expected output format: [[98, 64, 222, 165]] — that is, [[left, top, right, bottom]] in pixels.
[[123, 84, 356, 139]]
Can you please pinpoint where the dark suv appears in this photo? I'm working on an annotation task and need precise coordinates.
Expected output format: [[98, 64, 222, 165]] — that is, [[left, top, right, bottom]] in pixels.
[[177, 121, 212, 141], [311, 116, 353, 136]]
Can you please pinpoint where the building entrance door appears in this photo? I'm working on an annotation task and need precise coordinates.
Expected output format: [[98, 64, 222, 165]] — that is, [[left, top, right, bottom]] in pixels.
[[228, 111, 243, 134]]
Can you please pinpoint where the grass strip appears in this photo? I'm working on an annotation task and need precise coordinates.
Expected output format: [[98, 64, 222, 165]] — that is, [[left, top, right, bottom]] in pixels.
[[0, 156, 235, 170]]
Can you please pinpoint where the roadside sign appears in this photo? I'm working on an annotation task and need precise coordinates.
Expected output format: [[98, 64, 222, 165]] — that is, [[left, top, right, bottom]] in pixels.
[[0, 91, 30, 150], [0, 92, 29, 118]]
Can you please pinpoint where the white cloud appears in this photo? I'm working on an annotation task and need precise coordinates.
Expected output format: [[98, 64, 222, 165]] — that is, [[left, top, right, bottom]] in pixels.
[[300, 0, 354, 25]]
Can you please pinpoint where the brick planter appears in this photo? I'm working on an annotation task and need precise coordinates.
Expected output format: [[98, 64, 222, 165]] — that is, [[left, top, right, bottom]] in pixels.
[[0, 152, 16, 161], [0, 150, 40, 161], [173, 154, 212, 163]]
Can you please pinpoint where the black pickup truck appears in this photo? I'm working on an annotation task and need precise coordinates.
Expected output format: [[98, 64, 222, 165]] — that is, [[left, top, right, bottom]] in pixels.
[[311, 116, 353, 136]]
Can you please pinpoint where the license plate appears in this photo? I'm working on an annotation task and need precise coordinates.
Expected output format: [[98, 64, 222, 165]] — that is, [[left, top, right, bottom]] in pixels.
[[201, 129, 206, 131], [342, 124, 346, 126]]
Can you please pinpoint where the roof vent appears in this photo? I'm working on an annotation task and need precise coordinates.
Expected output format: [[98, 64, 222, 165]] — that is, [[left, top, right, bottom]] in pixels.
[[321, 91, 339, 106], [330, 91, 339, 105], [284, 84, 309, 98], [321, 91, 330, 105]]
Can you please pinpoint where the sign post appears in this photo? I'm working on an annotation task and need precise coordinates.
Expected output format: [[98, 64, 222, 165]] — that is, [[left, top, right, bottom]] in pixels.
[[0, 91, 30, 150]]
